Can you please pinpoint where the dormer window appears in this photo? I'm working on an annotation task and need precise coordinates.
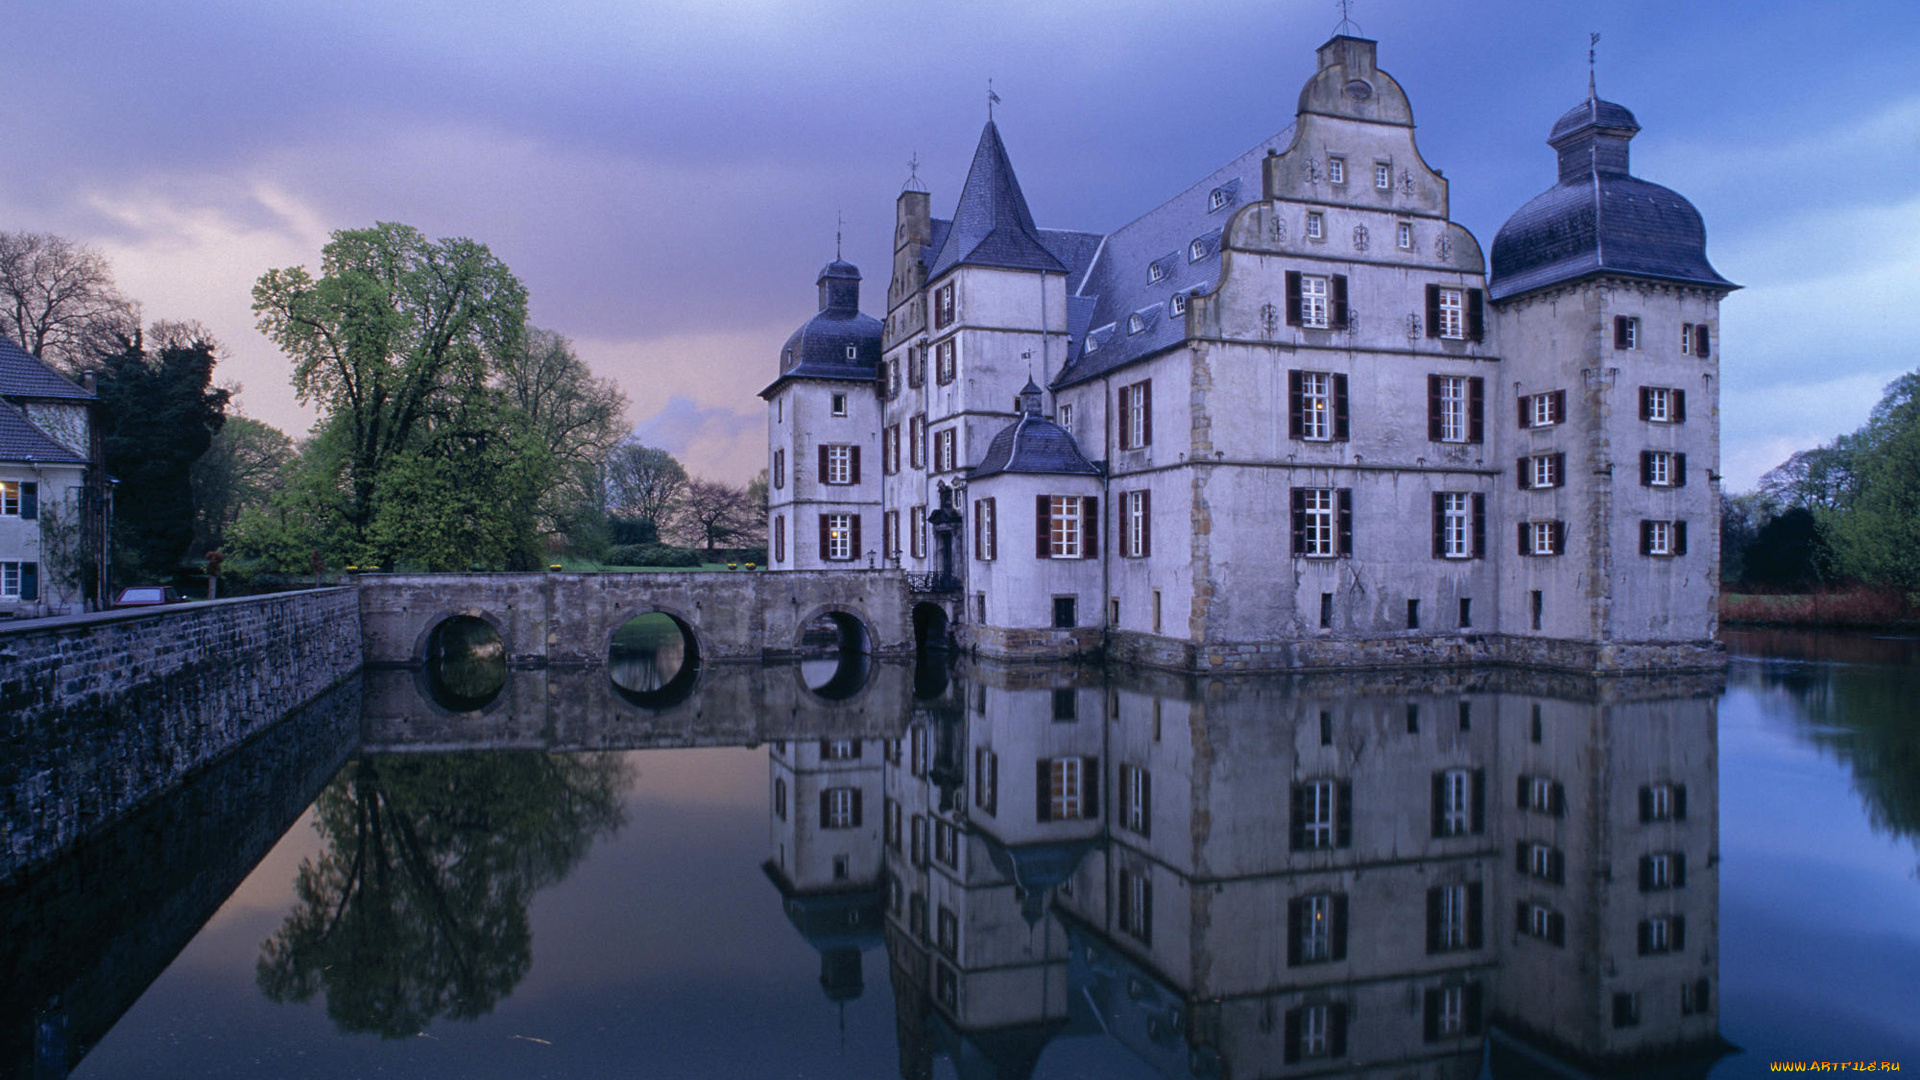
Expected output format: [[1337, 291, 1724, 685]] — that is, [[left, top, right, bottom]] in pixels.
[[1084, 335, 1099, 354], [1170, 293, 1187, 317], [1128, 313, 1146, 334], [1208, 187, 1228, 211], [1147, 262, 1165, 284], [783, 349, 793, 368], [1328, 157, 1346, 184], [1189, 239, 1206, 262], [845, 344, 858, 361]]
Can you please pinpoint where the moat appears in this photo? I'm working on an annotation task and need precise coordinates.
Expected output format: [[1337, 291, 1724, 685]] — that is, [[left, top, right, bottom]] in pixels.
[[4, 630, 1919, 1079]]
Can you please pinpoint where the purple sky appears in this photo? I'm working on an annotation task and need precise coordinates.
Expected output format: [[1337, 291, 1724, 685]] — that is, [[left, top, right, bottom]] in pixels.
[[3, 0, 1915, 486]]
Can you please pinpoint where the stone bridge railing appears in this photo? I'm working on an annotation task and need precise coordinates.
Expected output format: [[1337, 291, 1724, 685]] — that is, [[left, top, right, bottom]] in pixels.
[[356, 569, 917, 667]]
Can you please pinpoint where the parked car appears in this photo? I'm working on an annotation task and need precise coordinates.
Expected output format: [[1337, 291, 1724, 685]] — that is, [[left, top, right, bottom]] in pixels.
[[112, 586, 186, 608]]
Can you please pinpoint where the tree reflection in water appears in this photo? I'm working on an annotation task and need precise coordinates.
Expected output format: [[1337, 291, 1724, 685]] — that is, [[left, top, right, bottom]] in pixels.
[[609, 612, 687, 695], [256, 752, 630, 1036]]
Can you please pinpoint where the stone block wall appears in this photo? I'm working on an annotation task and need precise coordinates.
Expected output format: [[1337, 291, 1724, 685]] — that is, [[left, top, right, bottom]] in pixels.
[[0, 588, 361, 882]]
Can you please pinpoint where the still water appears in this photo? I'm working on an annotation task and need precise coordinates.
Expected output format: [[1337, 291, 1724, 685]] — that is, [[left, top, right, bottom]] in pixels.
[[5, 631, 1919, 1078]]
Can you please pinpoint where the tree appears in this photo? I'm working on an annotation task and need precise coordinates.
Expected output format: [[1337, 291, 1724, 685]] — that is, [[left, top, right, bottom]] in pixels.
[[94, 322, 231, 581], [495, 327, 626, 551], [191, 415, 295, 557], [362, 391, 550, 571], [605, 441, 688, 544], [676, 477, 756, 552], [0, 231, 139, 373], [1820, 372, 1920, 589], [252, 222, 531, 565]]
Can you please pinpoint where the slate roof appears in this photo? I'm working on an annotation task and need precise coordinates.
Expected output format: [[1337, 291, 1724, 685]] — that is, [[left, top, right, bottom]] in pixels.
[[926, 121, 1068, 278], [971, 380, 1101, 480], [1490, 95, 1734, 301], [0, 399, 87, 464], [0, 335, 92, 402], [1054, 125, 1295, 388], [759, 259, 884, 398]]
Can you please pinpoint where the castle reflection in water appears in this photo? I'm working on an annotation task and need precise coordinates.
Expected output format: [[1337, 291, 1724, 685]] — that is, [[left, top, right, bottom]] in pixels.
[[765, 660, 1728, 1080]]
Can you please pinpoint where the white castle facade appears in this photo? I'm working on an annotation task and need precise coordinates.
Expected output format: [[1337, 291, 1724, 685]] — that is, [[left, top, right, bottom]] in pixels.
[[762, 35, 1733, 673]]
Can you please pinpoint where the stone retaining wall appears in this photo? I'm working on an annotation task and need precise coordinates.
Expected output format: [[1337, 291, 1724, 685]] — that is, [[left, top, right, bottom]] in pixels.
[[0, 588, 361, 882]]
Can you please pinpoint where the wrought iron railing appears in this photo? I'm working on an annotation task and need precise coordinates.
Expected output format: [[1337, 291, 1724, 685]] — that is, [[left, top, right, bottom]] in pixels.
[[905, 572, 961, 594]]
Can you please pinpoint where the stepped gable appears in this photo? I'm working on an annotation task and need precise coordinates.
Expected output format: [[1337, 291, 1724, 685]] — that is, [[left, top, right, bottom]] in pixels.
[[1490, 92, 1735, 301], [759, 258, 883, 397], [971, 380, 1100, 481], [926, 121, 1068, 278], [1054, 126, 1294, 388]]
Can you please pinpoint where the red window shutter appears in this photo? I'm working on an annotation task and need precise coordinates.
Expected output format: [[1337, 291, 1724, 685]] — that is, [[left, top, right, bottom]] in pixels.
[[1675, 453, 1687, 487], [1082, 756, 1100, 816], [974, 501, 983, 560], [1431, 493, 1446, 558], [1552, 520, 1566, 554], [1694, 325, 1710, 358], [1673, 389, 1686, 422], [1467, 289, 1486, 342], [1141, 490, 1152, 557], [818, 444, 830, 482], [818, 515, 831, 559], [1291, 489, 1307, 555], [1518, 394, 1531, 429], [1427, 375, 1444, 441], [1472, 493, 1486, 558], [850, 515, 861, 558], [1425, 285, 1441, 338], [1084, 496, 1098, 558], [1614, 316, 1630, 350], [1141, 381, 1152, 446], [1639, 387, 1652, 421], [1035, 759, 1052, 822], [1468, 377, 1485, 443], [1640, 451, 1654, 486], [1331, 274, 1349, 330], [1550, 391, 1565, 422], [1036, 495, 1051, 558], [1675, 521, 1689, 556], [1285, 271, 1303, 326], [1518, 521, 1530, 556], [1517, 457, 1530, 490], [1118, 386, 1132, 449], [1641, 520, 1654, 556], [1553, 453, 1565, 483], [989, 498, 998, 559], [1336, 489, 1353, 556], [1332, 374, 1350, 440], [850, 445, 861, 484], [1288, 370, 1305, 439]]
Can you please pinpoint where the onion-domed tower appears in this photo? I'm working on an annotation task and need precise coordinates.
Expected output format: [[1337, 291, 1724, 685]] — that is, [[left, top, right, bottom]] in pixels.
[[761, 257, 884, 570], [1490, 86, 1737, 665]]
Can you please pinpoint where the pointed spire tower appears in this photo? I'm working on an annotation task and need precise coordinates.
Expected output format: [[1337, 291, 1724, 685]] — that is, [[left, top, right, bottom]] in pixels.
[[926, 122, 1065, 278]]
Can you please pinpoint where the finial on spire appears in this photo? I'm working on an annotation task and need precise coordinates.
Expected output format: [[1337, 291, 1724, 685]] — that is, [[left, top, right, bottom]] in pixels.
[[835, 209, 843, 260], [1588, 32, 1601, 99], [987, 79, 1001, 121], [1334, 0, 1361, 37], [902, 151, 927, 194]]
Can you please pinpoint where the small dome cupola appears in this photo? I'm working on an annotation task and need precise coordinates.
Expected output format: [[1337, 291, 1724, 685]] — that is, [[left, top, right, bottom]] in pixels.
[[1489, 88, 1735, 302], [1018, 378, 1044, 417], [817, 259, 861, 315]]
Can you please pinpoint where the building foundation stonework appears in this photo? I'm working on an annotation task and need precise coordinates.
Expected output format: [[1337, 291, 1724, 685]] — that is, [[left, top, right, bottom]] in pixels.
[[766, 33, 1734, 675]]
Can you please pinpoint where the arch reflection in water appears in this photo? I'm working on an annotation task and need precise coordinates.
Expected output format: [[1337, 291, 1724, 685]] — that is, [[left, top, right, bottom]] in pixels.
[[422, 615, 506, 711], [797, 611, 872, 700], [609, 611, 702, 709], [762, 662, 1732, 1079]]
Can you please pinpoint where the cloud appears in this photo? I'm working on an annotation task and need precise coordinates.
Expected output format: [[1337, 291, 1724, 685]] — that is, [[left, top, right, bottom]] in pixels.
[[631, 395, 764, 484]]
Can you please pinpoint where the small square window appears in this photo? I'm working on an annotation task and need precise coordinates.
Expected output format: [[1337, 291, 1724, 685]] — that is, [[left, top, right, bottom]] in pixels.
[[1052, 596, 1078, 628], [845, 344, 858, 361], [1305, 212, 1324, 240], [1375, 162, 1392, 189], [830, 393, 848, 417], [1328, 157, 1345, 184]]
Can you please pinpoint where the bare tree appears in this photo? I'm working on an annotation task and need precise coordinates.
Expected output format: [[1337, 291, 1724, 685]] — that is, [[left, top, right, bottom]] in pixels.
[[676, 477, 756, 552], [605, 441, 688, 541], [497, 328, 627, 471], [0, 231, 139, 373]]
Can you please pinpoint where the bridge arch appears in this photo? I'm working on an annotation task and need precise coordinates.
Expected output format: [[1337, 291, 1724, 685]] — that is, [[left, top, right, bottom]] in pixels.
[[606, 604, 704, 711], [416, 612, 511, 714], [411, 606, 511, 664], [794, 604, 874, 701]]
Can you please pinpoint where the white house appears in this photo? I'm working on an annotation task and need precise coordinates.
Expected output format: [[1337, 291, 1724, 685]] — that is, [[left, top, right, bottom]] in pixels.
[[0, 335, 106, 617]]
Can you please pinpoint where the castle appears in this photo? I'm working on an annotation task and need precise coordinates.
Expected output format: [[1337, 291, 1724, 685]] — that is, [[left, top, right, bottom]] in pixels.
[[762, 34, 1733, 673]]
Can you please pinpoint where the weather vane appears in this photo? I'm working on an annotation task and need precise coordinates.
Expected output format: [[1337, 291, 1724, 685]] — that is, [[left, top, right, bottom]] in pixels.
[[1334, 0, 1361, 36], [1589, 32, 1601, 96], [835, 209, 843, 260], [988, 79, 1001, 120]]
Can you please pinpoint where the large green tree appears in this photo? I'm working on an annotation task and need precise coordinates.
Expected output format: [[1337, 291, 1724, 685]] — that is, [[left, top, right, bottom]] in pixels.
[[94, 322, 231, 581], [496, 327, 626, 553], [251, 223, 535, 568], [190, 415, 295, 557], [1820, 373, 1920, 589]]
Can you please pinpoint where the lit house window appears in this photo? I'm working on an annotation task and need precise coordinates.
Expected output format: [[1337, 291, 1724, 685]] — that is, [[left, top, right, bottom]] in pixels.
[[1327, 156, 1345, 184], [823, 514, 856, 561], [1288, 370, 1348, 441], [0, 481, 34, 517], [1290, 892, 1342, 964]]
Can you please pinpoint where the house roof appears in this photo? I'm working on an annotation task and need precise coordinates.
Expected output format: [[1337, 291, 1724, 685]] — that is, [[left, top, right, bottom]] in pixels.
[[0, 335, 93, 402], [1489, 94, 1735, 301], [926, 121, 1068, 279], [760, 258, 884, 398], [970, 380, 1101, 480], [1054, 126, 1295, 388], [0, 399, 88, 464]]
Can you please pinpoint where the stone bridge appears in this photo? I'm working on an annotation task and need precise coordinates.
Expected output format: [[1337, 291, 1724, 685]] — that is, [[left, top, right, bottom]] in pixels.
[[357, 569, 929, 667]]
